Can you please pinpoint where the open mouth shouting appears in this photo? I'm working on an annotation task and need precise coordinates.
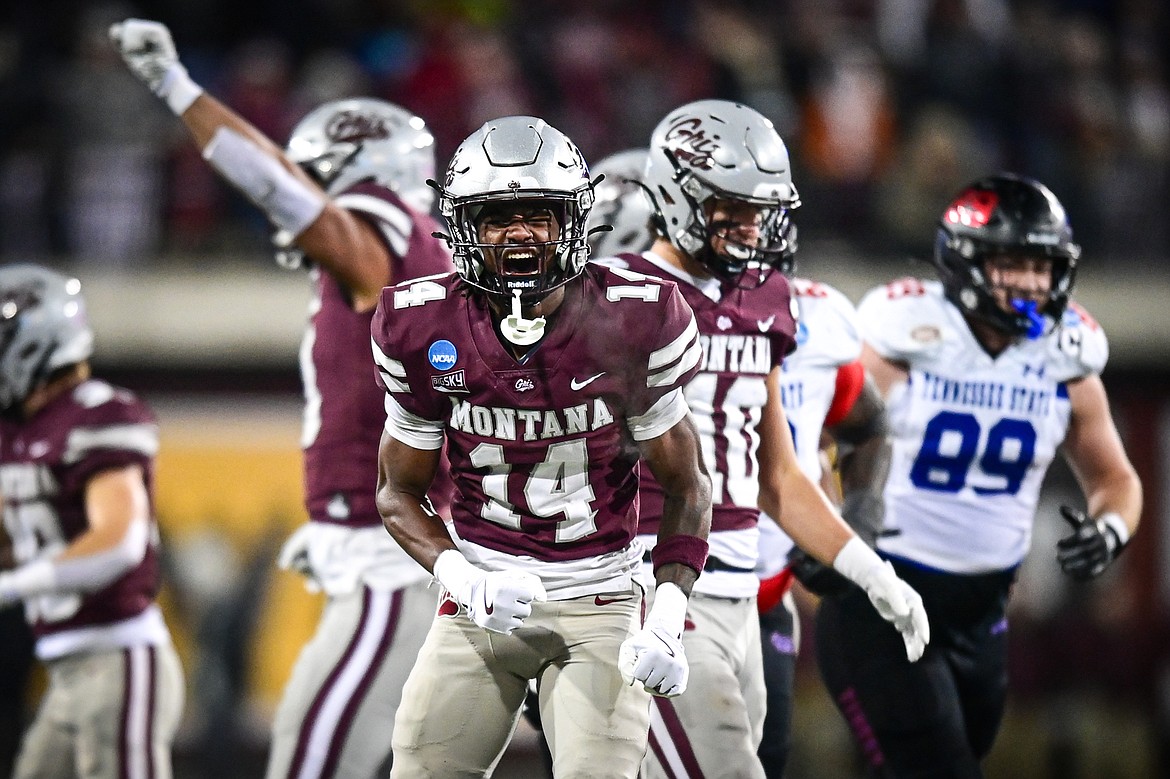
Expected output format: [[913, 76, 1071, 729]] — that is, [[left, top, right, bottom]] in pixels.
[[499, 245, 543, 278]]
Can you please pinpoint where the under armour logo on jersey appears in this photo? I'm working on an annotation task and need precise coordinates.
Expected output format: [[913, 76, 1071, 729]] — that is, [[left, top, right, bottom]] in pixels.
[[515, 378, 535, 392], [717, 315, 733, 330], [571, 372, 605, 391], [1022, 363, 1046, 379]]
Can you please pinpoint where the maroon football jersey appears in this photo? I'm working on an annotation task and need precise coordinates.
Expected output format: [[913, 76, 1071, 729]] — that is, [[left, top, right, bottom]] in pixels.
[[301, 182, 454, 527], [617, 253, 798, 536], [0, 380, 160, 639], [371, 263, 701, 563]]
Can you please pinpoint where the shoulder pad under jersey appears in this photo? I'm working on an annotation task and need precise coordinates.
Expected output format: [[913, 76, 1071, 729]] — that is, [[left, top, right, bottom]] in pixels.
[[857, 278, 952, 362], [789, 277, 862, 368], [1046, 300, 1109, 378]]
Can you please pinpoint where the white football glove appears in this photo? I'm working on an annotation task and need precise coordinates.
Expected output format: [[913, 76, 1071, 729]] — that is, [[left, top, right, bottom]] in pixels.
[[833, 537, 931, 662], [433, 550, 546, 635], [108, 18, 203, 114], [276, 524, 321, 593], [619, 582, 689, 697]]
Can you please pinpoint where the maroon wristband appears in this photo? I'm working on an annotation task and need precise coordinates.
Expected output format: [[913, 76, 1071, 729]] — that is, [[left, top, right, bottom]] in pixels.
[[651, 534, 709, 576]]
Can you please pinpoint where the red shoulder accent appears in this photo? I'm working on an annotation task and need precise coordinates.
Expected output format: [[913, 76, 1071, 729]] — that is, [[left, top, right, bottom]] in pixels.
[[885, 277, 926, 299], [793, 278, 829, 298], [1068, 301, 1100, 331], [825, 360, 865, 427]]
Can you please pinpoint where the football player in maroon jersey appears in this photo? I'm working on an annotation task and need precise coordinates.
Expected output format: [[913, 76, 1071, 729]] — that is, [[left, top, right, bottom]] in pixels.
[[110, 19, 455, 779], [596, 99, 928, 779], [373, 115, 713, 778], [0, 264, 185, 779]]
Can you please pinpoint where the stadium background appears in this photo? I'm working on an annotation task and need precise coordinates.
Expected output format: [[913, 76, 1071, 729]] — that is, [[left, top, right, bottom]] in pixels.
[[2, 0, 1168, 776]]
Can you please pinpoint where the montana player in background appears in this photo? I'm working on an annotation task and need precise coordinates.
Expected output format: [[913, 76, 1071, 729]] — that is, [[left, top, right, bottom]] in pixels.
[[0, 265, 185, 779], [373, 115, 712, 778], [586, 139, 892, 777], [816, 173, 1143, 776], [585, 148, 654, 258], [602, 99, 926, 779], [109, 19, 455, 779]]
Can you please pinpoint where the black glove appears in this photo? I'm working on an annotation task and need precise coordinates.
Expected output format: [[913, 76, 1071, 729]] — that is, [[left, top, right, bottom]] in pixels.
[[787, 490, 885, 597], [786, 545, 851, 597], [1056, 505, 1125, 581]]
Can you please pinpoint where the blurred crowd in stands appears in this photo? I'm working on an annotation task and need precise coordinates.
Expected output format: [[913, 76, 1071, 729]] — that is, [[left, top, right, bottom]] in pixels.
[[1, 0, 1167, 270]]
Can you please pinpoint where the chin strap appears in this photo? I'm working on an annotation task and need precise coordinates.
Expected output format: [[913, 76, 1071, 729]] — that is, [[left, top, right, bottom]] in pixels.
[[500, 290, 546, 346]]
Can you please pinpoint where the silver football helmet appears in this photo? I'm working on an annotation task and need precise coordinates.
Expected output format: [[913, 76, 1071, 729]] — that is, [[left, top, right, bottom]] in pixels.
[[585, 148, 655, 259], [275, 98, 437, 269], [0, 264, 94, 413], [434, 115, 595, 302], [285, 97, 436, 211], [644, 99, 800, 285]]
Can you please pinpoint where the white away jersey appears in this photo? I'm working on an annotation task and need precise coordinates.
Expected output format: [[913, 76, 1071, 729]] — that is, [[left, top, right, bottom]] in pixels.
[[859, 278, 1108, 573], [759, 277, 864, 573], [780, 278, 864, 479]]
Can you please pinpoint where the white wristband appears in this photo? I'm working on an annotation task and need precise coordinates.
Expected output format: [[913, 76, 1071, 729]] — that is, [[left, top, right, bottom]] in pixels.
[[432, 549, 481, 606], [832, 536, 884, 587], [202, 127, 327, 237], [1097, 512, 1130, 547], [647, 582, 688, 636], [159, 64, 203, 115]]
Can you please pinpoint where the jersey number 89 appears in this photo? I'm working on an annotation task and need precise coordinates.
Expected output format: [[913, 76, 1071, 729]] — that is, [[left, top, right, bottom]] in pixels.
[[910, 411, 1036, 495]]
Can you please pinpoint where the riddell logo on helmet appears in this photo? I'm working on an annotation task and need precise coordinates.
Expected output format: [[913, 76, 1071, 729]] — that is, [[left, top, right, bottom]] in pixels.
[[663, 117, 719, 170], [946, 190, 998, 228], [326, 110, 392, 143]]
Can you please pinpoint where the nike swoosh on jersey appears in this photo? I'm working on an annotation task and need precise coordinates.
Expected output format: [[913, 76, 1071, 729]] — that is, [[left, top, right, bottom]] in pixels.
[[570, 372, 606, 390], [757, 315, 776, 331]]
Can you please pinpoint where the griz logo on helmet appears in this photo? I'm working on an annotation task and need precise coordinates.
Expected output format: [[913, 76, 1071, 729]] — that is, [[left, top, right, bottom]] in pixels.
[[0, 281, 45, 325], [325, 110, 394, 145], [662, 116, 720, 170]]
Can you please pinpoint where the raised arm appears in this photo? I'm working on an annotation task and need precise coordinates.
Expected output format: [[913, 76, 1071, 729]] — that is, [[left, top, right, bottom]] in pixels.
[[109, 18, 394, 309]]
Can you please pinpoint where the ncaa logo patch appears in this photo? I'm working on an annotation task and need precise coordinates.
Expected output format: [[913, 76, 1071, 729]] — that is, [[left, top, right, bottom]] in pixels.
[[428, 339, 458, 371]]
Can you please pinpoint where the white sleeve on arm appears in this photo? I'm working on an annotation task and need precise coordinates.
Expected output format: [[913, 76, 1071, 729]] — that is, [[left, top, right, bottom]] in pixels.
[[0, 517, 149, 599], [384, 393, 445, 450], [202, 127, 327, 237], [627, 388, 690, 441]]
